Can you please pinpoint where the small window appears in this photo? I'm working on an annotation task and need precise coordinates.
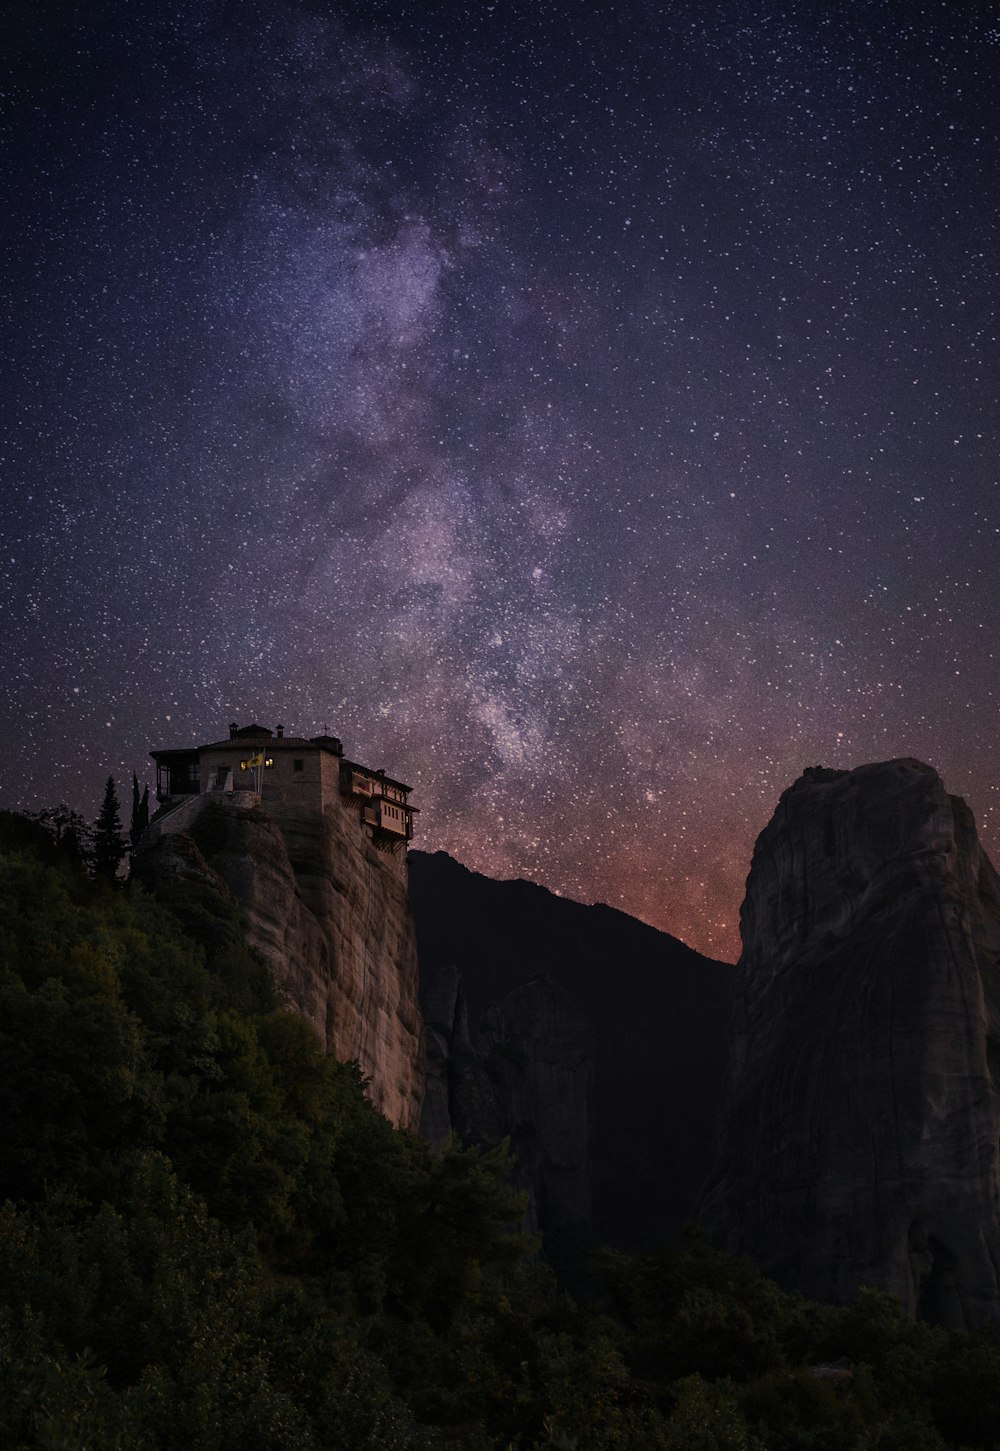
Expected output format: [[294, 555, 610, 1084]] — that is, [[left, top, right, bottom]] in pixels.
[[293, 759, 304, 773]]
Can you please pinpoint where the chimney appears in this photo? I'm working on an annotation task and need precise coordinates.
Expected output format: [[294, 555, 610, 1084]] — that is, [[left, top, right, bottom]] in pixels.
[[229, 721, 238, 739], [276, 723, 284, 739]]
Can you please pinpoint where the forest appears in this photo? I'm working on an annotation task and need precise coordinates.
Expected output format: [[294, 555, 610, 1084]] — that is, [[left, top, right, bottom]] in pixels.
[[1, 807, 999, 1450]]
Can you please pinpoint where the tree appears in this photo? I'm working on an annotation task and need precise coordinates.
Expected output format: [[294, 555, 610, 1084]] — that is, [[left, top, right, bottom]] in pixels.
[[129, 773, 150, 856], [33, 804, 92, 862], [92, 776, 128, 880]]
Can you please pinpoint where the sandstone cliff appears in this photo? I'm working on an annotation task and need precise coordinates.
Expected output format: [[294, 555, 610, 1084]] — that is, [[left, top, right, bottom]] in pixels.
[[479, 977, 594, 1249], [419, 960, 506, 1151], [409, 851, 734, 1252], [419, 959, 593, 1267], [701, 759, 1000, 1328], [137, 796, 424, 1129]]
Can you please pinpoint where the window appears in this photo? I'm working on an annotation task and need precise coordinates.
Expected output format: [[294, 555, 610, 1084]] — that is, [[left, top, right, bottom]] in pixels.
[[293, 759, 304, 773], [187, 763, 200, 784]]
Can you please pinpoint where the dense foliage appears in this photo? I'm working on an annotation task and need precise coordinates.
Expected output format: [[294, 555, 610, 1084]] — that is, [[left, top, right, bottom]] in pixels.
[[1, 811, 999, 1449]]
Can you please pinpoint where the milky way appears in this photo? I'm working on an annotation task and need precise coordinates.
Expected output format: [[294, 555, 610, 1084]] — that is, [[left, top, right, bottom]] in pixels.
[[3, 0, 999, 959]]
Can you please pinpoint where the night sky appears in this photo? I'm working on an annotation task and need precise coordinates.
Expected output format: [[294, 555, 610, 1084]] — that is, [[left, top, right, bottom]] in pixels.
[[4, 0, 998, 960]]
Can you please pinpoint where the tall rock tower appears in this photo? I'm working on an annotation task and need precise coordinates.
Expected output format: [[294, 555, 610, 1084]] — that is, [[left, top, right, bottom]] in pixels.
[[701, 759, 1000, 1328], [138, 723, 424, 1129]]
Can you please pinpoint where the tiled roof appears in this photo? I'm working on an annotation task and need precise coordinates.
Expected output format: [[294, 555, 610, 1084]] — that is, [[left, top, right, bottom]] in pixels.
[[340, 758, 413, 794], [152, 735, 322, 756], [198, 736, 317, 751]]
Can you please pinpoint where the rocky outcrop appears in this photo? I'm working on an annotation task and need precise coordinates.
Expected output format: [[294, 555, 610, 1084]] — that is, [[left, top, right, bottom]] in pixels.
[[419, 960, 506, 1151], [409, 851, 734, 1253], [701, 759, 1000, 1328], [420, 959, 593, 1256], [479, 977, 593, 1246], [138, 796, 424, 1129]]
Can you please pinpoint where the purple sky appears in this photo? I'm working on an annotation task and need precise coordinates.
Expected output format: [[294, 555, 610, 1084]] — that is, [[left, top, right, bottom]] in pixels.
[[3, 0, 998, 958]]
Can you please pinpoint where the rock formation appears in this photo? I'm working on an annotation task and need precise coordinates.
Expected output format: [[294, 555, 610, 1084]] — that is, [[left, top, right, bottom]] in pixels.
[[479, 977, 594, 1246], [700, 759, 1000, 1328], [409, 851, 734, 1253], [137, 795, 424, 1129], [419, 960, 506, 1151], [419, 959, 593, 1265]]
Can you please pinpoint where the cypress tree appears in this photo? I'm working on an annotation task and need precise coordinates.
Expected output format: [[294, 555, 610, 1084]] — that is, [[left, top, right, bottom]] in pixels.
[[93, 775, 128, 880], [129, 772, 150, 854]]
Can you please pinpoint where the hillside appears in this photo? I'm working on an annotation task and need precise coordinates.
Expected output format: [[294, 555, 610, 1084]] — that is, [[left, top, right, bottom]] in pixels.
[[408, 850, 734, 1251], [3, 810, 1000, 1449]]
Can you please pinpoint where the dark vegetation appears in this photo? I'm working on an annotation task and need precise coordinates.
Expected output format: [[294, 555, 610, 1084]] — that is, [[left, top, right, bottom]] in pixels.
[[2, 810, 999, 1449]]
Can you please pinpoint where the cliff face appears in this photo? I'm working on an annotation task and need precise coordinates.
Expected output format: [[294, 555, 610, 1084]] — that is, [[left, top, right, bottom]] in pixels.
[[409, 851, 734, 1252], [420, 960, 593, 1259], [701, 759, 1000, 1328], [419, 960, 506, 1151], [479, 977, 594, 1246], [138, 796, 424, 1130]]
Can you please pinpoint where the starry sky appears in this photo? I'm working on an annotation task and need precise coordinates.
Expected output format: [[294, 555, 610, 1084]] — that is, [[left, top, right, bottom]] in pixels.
[[3, 0, 999, 960]]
